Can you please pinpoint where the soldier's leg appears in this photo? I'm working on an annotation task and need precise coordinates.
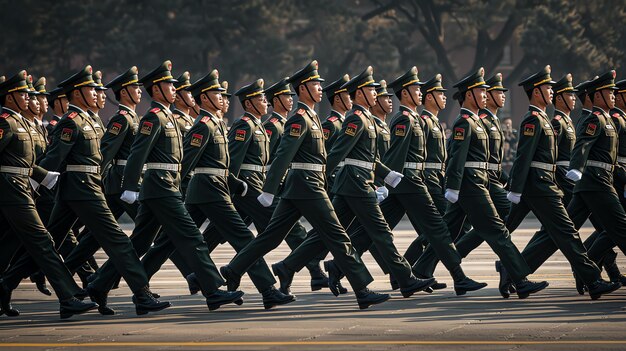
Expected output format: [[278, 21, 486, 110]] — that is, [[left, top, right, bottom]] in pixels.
[[577, 191, 626, 260]]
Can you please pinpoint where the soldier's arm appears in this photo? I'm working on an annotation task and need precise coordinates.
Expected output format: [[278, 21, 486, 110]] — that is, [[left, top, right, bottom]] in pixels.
[[508, 116, 542, 194], [551, 117, 564, 146], [381, 115, 412, 172], [227, 120, 252, 177], [444, 118, 472, 191], [39, 117, 78, 172], [322, 119, 339, 151], [570, 112, 601, 172], [0, 118, 14, 153], [99, 113, 130, 172], [326, 114, 365, 177], [264, 121, 280, 163], [181, 121, 211, 181], [121, 113, 161, 192], [262, 114, 307, 195]]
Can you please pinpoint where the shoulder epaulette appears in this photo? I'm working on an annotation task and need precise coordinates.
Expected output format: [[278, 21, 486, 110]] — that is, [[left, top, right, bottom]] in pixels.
[[119, 110, 128, 115], [593, 111, 601, 115], [49, 119, 58, 125], [67, 111, 78, 119], [479, 113, 487, 119], [461, 114, 470, 119], [269, 117, 279, 123], [241, 116, 251, 121], [531, 111, 539, 116], [200, 116, 210, 124], [613, 112, 621, 118], [328, 116, 339, 122], [150, 107, 161, 113], [296, 109, 305, 115], [0, 112, 9, 119], [354, 109, 362, 116], [554, 115, 561, 121]]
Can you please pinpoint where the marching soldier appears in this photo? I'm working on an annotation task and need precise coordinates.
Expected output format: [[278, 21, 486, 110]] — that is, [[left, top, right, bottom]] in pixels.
[[45, 87, 68, 139], [370, 79, 392, 157], [172, 71, 196, 136], [0, 70, 98, 319], [220, 61, 393, 309], [88, 61, 243, 312]]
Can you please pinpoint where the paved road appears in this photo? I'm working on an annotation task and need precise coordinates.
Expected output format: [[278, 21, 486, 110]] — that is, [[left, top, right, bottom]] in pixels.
[[1, 219, 625, 350]]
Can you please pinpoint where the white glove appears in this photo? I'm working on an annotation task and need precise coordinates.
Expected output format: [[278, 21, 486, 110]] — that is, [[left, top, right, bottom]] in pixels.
[[29, 178, 40, 191], [240, 182, 248, 197], [257, 192, 274, 207], [566, 169, 582, 182], [120, 190, 139, 204], [40, 171, 60, 190], [384, 171, 404, 188], [444, 189, 459, 203], [375, 186, 389, 203], [507, 192, 522, 204]]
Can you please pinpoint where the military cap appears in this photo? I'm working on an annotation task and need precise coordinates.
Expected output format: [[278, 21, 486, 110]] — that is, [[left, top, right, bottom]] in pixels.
[[46, 87, 66, 104], [189, 69, 225, 98], [221, 81, 231, 97], [574, 77, 597, 101], [175, 71, 192, 91], [234, 79, 265, 102], [0, 70, 30, 97], [93, 70, 108, 91], [518, 65, 556, 92], [552, 74, 578, 95], [454, 67, 489, 93], [139, 60, 177, 89], [264, 77, 296, 103], [287, 60, 324, 90], [105, 66, 142, 93], [341, 66, 380, 94], [58, 65, 99, 95], [421, 73, 447, 94], [616, 79, 626, 94], [586, 70, 618, 92], [376, 80, 393, 97], [27, 75, 40, 95], [485, 73, 507, 92], [388, 66, 422, 95], [322, 74, 350, 102], [34, 77, 49, 95]]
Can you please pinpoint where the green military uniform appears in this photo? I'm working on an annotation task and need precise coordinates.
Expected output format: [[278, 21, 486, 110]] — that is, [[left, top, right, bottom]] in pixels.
[[45, 87, 65, 139], [372, 80, 391, 160], [61, 67, 144, 274], [172, 71, 196, 136], [278, 66, 433, 297], [88, 62, 237, 311], [0, 71, 93, 318], [321, 74, 350, 189]]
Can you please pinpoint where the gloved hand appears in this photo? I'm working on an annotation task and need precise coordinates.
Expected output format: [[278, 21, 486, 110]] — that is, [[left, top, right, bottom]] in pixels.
[[29, 178, 40, 191], [566, 169, 582, 182], [120, 190, 139, 204], [257, 192, 274, 207], [444, 189, 459, 203], [240, 181, 248, 197], [507, 192, 522, 204], [384, 171, 404, 188], [375, 186, 389, 203], [40, 171, 60, 190]]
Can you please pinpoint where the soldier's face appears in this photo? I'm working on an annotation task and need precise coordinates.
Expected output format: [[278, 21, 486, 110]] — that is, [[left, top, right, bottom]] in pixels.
[[604, 90, 616, 108], [362, 87, 377, 107], [278, 94, 294, 111], [11, 92, 29, 111], [249, 94, 268, 115], [221, 96, 230, 113], [434, 91, 447, 109], [177, 90, 195, 107], [540, 85, 554, 104], [487, 90, 505, 109], [79, 87, 98, 108], [59, 97, 69, 112], [96, 90, 106, 109], [377, 95, 393, 113], [37, 95, 48, 114], [306, 81, 323, 103], [338, 92, 353, 110], [159, 82, 177, 104], [206, 91, 222, 110], [563, 92, 576, 110], [471, 88, 487, 108], [28, 95, 40, 115]]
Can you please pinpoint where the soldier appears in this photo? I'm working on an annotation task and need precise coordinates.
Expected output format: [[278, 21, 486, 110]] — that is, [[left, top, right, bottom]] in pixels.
[[370, 79, 392, 157], [0, 70, 97, 319], [498, 67, 619, 300], [88, 61, 243, 313], [220, 61, 393, 310], [172, 71, 196, 136], [45, 87, 68, 138]]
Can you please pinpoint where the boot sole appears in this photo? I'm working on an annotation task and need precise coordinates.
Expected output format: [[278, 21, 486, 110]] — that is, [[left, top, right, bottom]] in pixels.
[[358, 295, 391, 310], [271, 265, 292, 295], [136, 302, 171, 316], [208, 292, 245, 311], [401, 279, 436, 298], [455, 283, 488, 296], [517, 282, 549, 299], [60, 304, 98, 319], [590, 283, 621, 300], [323, 261, 341, 297], [264, 296, 296, 310]]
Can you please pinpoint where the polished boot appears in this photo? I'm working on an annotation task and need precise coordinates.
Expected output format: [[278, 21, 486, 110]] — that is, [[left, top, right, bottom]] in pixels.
[[307, 263, 329, 291], [30, 272, 52, 296], [133, 286, 171, 315], [604, 251, 626, 286], [261, 286, 295, 310], [186, 273, 200, 295], [355, 288, 390, 310], [495, 261, 516, 298], [59, 297, 97, 319], [220, 265, 242, 291], [205, 289, 245, 311], [451, 265, 487, 296], [588, 280, 621, 300], [272, 262, 295, 295], [400, 276, 436, 298], [87, 284, 115, 315], [0, 279, 19, 317], [514, 279, 549, 299]]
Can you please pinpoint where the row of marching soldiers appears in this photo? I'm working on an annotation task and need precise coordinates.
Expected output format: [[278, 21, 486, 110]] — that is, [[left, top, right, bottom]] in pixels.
[[0, 59, 624, 319]]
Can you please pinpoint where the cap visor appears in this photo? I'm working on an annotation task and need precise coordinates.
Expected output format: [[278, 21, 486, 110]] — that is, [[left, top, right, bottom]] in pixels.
[[222, 93, 232, 97]]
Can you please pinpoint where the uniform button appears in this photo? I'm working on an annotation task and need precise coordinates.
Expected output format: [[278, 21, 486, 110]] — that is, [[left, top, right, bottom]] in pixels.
[[160, 177, 164, 180], [81, 180, 85, 183], [305, 176, 309, 180]]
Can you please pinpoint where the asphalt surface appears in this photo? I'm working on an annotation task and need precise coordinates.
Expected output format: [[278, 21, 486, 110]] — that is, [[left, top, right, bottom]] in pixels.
[[1, 218, 625, 350]]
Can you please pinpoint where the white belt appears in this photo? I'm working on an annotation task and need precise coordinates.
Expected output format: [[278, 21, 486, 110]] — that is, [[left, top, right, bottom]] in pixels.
[[555, 161, 570, 167], [403, 162, 424, 171], [344, 158, 375, 170], [618, 156, 626, 165], [424, 162, 444, 170], [586, 160, 614, 172], [66, 165, 100, 173], [115, 159, 128, 166], [487, 163, 502, 172], [0, 166, 31, 176], [290, 162, 325, 172], [194, 167, 229, 176], [240, 164, 265, 172], [530, 161, 556, 172], [464, 162, 487, 169], [145, 163, 181, 172]]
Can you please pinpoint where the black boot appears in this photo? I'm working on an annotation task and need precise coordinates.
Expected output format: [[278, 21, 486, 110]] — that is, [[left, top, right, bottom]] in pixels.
[[205, 289, 245, 311], [415, 274, 447, 291], [603, 251, 626, 285], [87, 284, 115, 315], [220, 265, 242, 291], [400, 276, 436, 298], [261, 286, 296, 310], [307, 263, 329, 291], [573, 271, 586, 295], [0, 279, 19, 317], [514, 279, 549, 299], [451, 265, 487, 296], [74, 288, 89, 300], [495, 261, 515, 298], [59, 297, 97, 319], [30, 272, 51, 296], [588, 279, 621, 300], [272, 262, 295, 295], [133, 286, 171, 315], [324, 260, 346, 297], [389, 275, 399, 290], [186, 273, 200, 295], [355, 288, 390, 310]]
